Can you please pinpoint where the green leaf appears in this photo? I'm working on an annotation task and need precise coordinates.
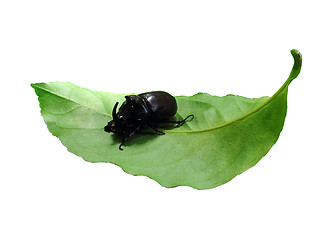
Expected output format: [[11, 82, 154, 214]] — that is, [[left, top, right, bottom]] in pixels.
[[31, 49, 302, 190]]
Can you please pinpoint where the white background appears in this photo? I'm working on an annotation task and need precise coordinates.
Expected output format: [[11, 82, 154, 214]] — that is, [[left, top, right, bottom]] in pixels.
[[1, 1, 317, 239]]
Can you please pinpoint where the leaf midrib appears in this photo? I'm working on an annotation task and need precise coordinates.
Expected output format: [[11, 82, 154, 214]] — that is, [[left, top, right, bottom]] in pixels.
[[167, 80, 289, 133], [31, 79, 289, 134]]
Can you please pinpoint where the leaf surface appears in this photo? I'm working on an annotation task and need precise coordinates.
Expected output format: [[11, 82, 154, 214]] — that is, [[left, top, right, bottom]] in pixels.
[[31, 50, 302, 189]]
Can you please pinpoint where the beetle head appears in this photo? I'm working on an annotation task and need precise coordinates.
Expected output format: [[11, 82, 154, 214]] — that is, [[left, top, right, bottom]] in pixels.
[[104, 102, 127, 134]]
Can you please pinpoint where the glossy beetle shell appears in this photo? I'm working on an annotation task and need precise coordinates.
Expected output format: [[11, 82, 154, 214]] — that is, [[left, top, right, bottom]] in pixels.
[[138, 91, 177, 121]]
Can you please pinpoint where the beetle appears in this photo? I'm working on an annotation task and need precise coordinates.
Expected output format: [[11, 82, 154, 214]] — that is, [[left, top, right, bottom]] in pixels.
[[104, 91, 194, 150]]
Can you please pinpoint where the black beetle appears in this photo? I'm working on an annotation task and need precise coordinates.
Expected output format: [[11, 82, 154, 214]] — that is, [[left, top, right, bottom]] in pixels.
[[104, 91, 194, 150]]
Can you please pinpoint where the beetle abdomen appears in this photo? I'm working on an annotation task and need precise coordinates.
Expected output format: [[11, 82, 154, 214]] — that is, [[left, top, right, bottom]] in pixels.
[[139, 91, 177, 120]]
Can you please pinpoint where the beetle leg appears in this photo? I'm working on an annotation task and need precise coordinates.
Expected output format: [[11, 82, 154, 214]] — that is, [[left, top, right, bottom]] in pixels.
[[119, 142, 125, 151], [119, 124, 143, 151], [147, 122, 165, 135], [176, 114, 194, 127], [164, 114, 194, 127]]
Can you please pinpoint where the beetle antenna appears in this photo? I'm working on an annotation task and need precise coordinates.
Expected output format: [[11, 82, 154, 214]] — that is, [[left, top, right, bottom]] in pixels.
[[112, 102, 119, 121]]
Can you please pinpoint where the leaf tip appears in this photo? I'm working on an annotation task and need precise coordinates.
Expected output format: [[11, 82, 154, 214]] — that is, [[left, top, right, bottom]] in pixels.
[[288, 49, 302, 83]]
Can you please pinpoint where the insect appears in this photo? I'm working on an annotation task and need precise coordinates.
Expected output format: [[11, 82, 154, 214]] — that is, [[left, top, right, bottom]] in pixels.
[[104, 91, 194, 150]]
